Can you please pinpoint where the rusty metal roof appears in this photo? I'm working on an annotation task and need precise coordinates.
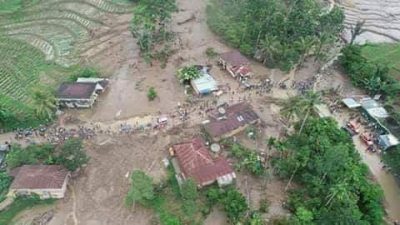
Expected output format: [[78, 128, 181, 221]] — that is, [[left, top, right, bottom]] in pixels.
[[204, 103, 260, 138], [57, 82, 97, 99], [10, 165, 69, 190], [173, 138, 233, 186], [220, 51, 249, 67]]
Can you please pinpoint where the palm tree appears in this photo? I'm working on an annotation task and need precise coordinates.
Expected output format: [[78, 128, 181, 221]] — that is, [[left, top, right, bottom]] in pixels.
[[294, 36, 316, 68], [325, 181, 350, 207], [298, 91, 321, 134], [280, 95, 303, 123], [259, 35, 280, 66], [31, 87, 57, 120], [279, 91, 321, 134]]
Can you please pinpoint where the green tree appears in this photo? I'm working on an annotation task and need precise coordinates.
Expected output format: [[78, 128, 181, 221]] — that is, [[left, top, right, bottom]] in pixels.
[[274, 117, 384, 225], [221, 188, 248, 223], [180, 179, 198, 217], [31, 87, 56, 120], [176, 66, 201, 83], [125, 170, 155, 209], [56, 138, 89, 171], [207, 0, 344, 71], [294, 207, 314, 225], [279, 91, 321, 134], [6, 145, 37, 168], [0, 172, 12, 196]]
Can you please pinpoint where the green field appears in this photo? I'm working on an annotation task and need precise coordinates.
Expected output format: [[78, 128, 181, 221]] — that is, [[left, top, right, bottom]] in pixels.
[[0, 0, 133, 128], [361, 43, 400, 79]]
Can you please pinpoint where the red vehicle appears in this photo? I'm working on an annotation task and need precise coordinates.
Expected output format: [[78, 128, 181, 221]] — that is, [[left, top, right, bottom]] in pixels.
[[346, 120, 361, 134], [360, 132, 374, 146]]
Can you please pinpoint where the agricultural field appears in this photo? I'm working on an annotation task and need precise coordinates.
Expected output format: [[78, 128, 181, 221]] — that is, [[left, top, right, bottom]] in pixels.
[[0, 0, 133, 128], [361, 43, 400, 80]]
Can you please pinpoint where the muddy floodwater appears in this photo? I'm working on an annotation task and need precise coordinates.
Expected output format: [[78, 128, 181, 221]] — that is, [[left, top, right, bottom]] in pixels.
[[354, 137, 400, 221]]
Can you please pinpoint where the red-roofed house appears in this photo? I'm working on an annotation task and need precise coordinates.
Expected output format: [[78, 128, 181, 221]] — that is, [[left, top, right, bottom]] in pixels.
[[204, 103, 260, 141], [170, 138, 235, 187], [219, 51, 252, 78], [9, 165, 70, 199]]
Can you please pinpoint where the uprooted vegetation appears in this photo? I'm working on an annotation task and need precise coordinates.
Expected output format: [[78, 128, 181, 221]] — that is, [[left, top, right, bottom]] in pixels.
[[206, 0, 344, 71]]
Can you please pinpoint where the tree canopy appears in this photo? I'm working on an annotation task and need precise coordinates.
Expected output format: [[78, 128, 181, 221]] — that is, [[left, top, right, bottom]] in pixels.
[[125, 170, 155, 208], [273, 117, 384, 225], [207, 0, 344, 71]]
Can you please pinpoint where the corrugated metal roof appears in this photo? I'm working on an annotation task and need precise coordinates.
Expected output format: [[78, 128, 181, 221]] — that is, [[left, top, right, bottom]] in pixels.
[[173, 138, 234, 186], [191, 73, 218, 94], [10, 165, 69, 190]]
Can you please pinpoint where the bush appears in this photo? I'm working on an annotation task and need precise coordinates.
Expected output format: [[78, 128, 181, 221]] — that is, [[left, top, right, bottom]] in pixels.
[[229, 143, 265, 176], [259, 198, 269, 213], [68, 67, 99, 82], [55, 138, 89, 171], [205, 47, 217, 58], [205, 187, 248, 224], [0, 172, 12, 203], [6, 144, 55, 169], [176, 66, 201, 83], [147, 87, 158, 101]]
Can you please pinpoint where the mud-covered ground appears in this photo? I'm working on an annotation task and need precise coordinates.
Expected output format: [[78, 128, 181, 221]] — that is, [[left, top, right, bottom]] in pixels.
[[6, 0, 400, 224]]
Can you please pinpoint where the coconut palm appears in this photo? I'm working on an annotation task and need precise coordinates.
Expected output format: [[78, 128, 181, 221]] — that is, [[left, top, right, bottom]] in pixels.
[[259, 35, 280, 66], [298, 91, 321, 134], [279, 91, 321, 134], [294, 36, 316, 67], [31, 87, 57, 120]]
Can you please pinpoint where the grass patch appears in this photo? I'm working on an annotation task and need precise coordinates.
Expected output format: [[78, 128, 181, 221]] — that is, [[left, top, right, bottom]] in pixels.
[[362, 43, 400, 80], [0, 0, 22, 13], [0, 196, 55, 225]]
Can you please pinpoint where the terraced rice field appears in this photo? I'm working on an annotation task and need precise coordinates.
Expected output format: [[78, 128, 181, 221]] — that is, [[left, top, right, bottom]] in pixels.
[[340, 0, 400, 44], [0, 0, 133, 126]]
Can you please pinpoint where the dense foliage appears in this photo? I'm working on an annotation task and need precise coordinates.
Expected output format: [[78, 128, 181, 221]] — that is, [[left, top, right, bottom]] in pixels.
[[125, 168, 207, 225], [382, 146, 400, 177], [68, 67, 99, 82], [0, 172, 12, 202], [339, 45, 400, 96], [176, 66, 201, 83], [206, 187, 248, 224], [179, 179, 198, 217], [31, 87, 57, 121], [224, 142, 265, 176], [125, 170, 155, 207], [207, 0, 344, 71], [56, 138, 89, 171], [6, 144, 55, 169], [273, 117, 384, 225], [130, 0, 177, 64], [6, 139, 88, 171]]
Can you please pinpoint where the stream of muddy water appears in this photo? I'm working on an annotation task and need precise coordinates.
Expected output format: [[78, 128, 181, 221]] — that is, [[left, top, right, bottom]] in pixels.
[[353, 137, 400, 221]]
